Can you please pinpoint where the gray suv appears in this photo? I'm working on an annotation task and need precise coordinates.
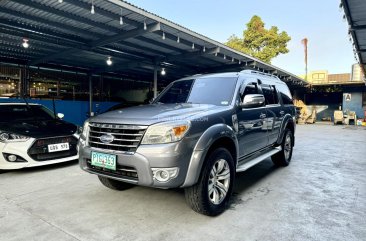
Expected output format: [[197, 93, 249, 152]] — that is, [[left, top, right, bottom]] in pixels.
[[79, 70, 296, 216]]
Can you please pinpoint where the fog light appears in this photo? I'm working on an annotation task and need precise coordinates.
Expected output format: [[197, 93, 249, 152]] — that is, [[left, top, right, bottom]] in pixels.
[[7, 155, 17, 162], [152, 167, 179, 183]]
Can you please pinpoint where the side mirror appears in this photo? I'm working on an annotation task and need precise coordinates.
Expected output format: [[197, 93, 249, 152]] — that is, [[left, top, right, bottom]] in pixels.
[[240, 94, 265, 108], [57, 113, 65, 119]]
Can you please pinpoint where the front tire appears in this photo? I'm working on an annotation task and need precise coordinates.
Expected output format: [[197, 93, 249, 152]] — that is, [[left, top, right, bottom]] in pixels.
[[185, 148, 235, 216], [272, 128, 294, 166], [98, 176, 135, 190]]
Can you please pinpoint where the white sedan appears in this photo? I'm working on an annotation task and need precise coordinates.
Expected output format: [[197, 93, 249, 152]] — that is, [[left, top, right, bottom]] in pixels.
[[0, 103, 80, 170]]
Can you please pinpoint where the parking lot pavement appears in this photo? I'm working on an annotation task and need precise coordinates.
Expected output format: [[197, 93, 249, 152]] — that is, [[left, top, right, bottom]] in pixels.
[[0, 124, 365, 241]]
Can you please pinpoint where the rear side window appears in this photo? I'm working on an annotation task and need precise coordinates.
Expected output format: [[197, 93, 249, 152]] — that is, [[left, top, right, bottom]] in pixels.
[[261, 84, 279, 105], [276, 83, 293, 105]]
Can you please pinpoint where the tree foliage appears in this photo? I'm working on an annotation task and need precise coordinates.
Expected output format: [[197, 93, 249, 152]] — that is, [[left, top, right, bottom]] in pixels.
[[226, 15, 291, 63]]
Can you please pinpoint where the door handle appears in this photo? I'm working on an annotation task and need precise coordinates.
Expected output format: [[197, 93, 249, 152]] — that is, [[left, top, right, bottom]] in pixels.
[[260, 113, 266, 119], [280, 111, 285, 116]]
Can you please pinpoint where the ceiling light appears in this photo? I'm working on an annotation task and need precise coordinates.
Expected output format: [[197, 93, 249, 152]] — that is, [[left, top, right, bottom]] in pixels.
[[144, 20, 147, 30], [162, 31, 165, 40], [106, 56, 112, 66], [177, 35, 180, 43], [91, 0, 95, 14], [22, 38, 29, 48], [161, 68, 166, 76]]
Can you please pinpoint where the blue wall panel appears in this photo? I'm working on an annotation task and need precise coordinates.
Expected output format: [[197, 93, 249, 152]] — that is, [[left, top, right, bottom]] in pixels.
[[342, 92, 364, 118], [0, 98, 118, 126]]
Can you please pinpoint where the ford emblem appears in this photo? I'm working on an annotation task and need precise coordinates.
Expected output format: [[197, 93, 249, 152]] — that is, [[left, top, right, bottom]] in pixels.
[[100, 134, 114, 143]]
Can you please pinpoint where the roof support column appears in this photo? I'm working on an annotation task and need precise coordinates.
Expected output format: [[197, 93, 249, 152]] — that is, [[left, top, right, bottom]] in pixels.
[[19, 65, 30, 98], [153, 62, 158, 98], [88, 73, 93, 117]]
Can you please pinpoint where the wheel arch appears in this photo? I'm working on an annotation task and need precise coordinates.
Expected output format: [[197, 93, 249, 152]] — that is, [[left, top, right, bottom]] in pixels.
[[277, 116, 295, 146], [181, 124, 238, 187]]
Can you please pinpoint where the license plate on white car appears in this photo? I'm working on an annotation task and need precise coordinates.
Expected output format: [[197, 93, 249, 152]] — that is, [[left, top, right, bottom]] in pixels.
[[91, 151, 116, 171], [48, 143, 70, 153]]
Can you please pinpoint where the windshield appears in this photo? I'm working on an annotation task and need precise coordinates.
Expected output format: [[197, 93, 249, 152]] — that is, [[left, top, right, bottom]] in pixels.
[[0, 105, 55, 122], [154, 77, 238, 106]]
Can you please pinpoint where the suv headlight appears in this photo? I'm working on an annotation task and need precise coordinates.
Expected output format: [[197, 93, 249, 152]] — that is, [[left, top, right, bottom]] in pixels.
[[0, 131, 29, 142], [141, 121, 190, 144]]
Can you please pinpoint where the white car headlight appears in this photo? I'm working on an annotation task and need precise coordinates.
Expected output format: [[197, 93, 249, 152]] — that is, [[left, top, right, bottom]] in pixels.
[[0, 131, 29, 142], [141, 121, 190, 144]]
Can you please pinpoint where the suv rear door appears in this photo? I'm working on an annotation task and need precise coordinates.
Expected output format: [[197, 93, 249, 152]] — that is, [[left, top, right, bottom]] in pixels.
[[260, 83, 283, 144]]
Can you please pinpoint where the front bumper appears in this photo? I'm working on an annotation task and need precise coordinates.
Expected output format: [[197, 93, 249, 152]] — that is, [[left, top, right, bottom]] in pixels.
[[79, 138, 193, 188], [0, 136, 79, 170]]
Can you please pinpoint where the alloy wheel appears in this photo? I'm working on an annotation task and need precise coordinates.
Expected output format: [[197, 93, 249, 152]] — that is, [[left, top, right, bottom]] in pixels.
[[208, 159, 230, 205]]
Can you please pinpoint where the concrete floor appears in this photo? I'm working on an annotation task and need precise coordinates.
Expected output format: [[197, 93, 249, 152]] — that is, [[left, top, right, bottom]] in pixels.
[[0, 124, 365, 241]]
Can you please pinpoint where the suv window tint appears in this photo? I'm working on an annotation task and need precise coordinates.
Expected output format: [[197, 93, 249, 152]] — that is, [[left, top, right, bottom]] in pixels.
[[276, 83, 293, 105], [241, 82, 259, 101], [156, 77, 237, 106], [157, 79, 194, 104], [261, 85, 278, 105]]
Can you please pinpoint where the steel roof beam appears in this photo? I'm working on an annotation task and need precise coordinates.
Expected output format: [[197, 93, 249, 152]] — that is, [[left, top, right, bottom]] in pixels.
[[10, 0, 118, 34], [349, 24, 366, 31], [94, 57, 197, 75], [0, 18, 85, 46], [116, 41, 168, 56], [136, 36, 184, 53], [162, 47, 220, 63], [0, 27, 76, 50], [30, 23, 161, 65], [0, 26, 157, 62], [0, 8, 102, 40], [91, 23, 160, 48], [65, 0, 141, 28]]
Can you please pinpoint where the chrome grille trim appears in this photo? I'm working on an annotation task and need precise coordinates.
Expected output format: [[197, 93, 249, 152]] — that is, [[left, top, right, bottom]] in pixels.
[[88, 122, 147, 152]]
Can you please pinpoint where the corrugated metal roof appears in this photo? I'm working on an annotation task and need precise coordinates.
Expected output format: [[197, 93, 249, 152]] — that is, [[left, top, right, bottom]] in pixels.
[[342, 0, 366, 77], [0, 0, 307, 86]]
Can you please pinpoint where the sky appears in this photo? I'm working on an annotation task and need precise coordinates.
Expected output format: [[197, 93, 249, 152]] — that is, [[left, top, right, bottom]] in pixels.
[[126, 0, 356, 76]]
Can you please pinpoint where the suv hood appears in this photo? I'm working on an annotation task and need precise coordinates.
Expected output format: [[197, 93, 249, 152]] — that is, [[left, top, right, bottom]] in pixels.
[[0, 119, 77, 139], [91, 103, 225, 125]]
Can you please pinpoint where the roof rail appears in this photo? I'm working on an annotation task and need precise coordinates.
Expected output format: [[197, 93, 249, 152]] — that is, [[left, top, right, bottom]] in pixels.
[[240, 69, 277, 78]]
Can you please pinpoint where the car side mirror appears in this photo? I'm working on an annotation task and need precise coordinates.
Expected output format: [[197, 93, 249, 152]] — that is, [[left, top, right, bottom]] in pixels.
[[57, 113, 65, 119], [240, 94, 265, 108]]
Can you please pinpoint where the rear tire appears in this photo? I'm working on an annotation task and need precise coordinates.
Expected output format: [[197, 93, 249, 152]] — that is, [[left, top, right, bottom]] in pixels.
[[272, 128, 294, 166], [98, 176, 135, 191], [184, 148, 235, 216]]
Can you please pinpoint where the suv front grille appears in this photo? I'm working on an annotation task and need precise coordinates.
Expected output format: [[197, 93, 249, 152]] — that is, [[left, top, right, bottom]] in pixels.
[[28, 136, 78, 161], [88, 123, 147, 152]]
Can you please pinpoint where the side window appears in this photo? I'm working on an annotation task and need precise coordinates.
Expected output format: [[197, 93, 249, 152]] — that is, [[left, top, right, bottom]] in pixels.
[[276, 84, 293, 105], [261, 84, 279, 105], [241, 82, 260, 101]]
